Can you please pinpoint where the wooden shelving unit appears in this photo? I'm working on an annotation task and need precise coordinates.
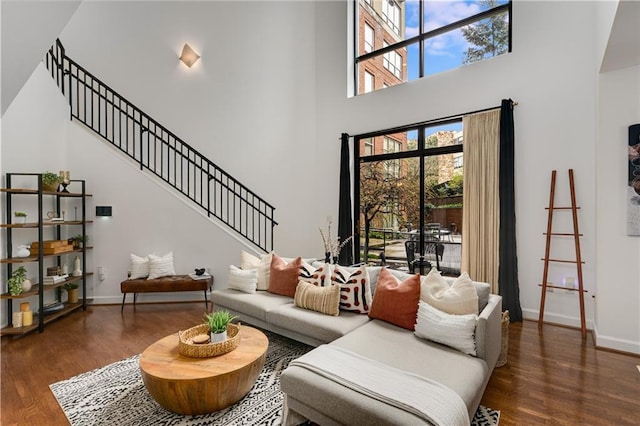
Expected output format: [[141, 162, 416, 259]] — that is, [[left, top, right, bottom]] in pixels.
[[1, 173, 93, 336]]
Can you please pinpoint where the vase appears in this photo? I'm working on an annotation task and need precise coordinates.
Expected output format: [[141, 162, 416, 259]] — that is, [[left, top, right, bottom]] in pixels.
[[210, 330, 227, 343], [72, 256, 82, 277], [21, 279, 32, 293], [67, 288, 79, 304], [15, 245, 30, 258], [324, 252, 331, 263]]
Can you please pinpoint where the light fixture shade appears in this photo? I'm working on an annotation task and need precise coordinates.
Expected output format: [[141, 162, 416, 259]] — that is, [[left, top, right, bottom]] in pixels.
[[179, 43, 200, 68], [96, 206, 112, 217]]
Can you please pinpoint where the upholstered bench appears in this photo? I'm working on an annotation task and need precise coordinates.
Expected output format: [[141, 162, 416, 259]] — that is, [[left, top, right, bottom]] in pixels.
[[120, 275, 213, 312]]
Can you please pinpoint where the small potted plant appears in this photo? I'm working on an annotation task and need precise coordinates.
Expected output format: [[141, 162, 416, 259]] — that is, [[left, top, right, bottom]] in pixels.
[[63, 282, 79, 303], [8, 266, 27, 296], [204, 310, 237, 342], [70, 234, 89, 249], [41, 171, 62, 192], [14, 211, 27, 224]]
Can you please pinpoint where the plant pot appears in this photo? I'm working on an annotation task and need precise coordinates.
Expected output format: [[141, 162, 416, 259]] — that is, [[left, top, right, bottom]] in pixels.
[[15, 217, 26, 224], [210, 330, 227, 343], [67, 288, 79, 304], [43, 182, 59, 192]]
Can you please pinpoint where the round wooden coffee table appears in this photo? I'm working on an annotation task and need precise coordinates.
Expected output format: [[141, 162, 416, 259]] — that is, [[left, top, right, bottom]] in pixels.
[[139, 324, 268, 415]]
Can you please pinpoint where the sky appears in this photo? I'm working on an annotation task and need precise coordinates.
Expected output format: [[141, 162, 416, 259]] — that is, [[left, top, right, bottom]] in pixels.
[[402, 0, 508, 80]]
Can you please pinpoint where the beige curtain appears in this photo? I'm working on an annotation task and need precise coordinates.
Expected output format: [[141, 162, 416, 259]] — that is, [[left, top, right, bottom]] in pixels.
[[461, 109, 500, 293]]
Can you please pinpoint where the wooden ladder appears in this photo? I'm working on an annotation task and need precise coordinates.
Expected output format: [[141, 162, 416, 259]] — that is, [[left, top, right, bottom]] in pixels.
[[538, 169, 587, 338]]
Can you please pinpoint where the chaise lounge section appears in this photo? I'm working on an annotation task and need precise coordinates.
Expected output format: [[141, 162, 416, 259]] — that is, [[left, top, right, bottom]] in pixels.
[[211, 254, 502, 425]]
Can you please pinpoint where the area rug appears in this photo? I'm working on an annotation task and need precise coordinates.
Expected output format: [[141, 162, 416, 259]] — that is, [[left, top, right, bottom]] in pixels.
[[50, 330, 499, 425]]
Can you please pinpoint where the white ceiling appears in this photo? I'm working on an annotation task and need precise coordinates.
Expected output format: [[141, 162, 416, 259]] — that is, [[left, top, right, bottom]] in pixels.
[[601, 0, 640, 72], [1, 0, 81, 116]]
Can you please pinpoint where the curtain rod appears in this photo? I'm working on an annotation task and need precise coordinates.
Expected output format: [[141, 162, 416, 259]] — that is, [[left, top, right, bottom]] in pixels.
[[348, 99, 518, 140]]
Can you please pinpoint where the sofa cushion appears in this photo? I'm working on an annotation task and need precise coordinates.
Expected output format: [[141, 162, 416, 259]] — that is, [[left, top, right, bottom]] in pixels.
[[422, 268, 479, 315], [294, 280, 340, 316], [329, 319, 489, 417], [368, 268, 420, 331], [300, 262, 331, 287], [331, 265, 373, 314], [267, 255, 302, 298], [227, 265, 257, 294], [415, 301, 478, 356], [211, 288, 291, 322], [266, 305, 370, 343]]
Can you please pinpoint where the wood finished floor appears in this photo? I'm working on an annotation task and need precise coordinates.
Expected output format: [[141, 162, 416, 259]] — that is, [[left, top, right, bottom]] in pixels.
[[1, 303, 639, 425]]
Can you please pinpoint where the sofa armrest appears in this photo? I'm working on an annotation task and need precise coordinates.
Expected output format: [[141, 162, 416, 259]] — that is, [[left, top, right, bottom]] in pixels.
[[474, 294, 502, 369]]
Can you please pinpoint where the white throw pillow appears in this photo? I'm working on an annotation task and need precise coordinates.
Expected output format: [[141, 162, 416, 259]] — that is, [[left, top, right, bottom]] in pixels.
[[228, 265, 258, 293], [414, 301, 478, 356], [129, 253, 149, 279], [147, 252, 176, 279], [421, 268, 479, 315], [240, 250, 261, 270], [257, 252, 273, 290]]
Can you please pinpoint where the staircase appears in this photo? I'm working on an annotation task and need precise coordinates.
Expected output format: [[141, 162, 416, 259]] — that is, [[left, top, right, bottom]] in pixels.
[[44, 39, 276, 252]]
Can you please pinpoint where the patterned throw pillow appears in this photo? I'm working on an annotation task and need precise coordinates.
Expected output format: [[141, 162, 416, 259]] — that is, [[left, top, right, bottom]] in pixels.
[[129, 253, 149, 279], [300, 262, 331, 287], [294, 280, 340, 316], [228, 265, 258, 293], [331, 265, 372, 314], [421, 268, 479, 315], [414, 301, 478, 356], [368, 267, 420, 330], [147, 252, 176, 279], [266, 254, 302, 298]]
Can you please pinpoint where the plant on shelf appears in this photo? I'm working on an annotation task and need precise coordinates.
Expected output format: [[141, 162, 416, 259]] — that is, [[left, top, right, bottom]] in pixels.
[[7, 266, 27, 296], [63, 282, 79, 303], [204, 310, 237, 342], [14, 211, 27, 224], [41, 171, 62, 192], [70, 234, 89, 249]]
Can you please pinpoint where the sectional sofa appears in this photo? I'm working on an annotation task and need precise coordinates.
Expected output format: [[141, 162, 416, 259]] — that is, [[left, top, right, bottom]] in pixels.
[[211, 258, 502, 425]]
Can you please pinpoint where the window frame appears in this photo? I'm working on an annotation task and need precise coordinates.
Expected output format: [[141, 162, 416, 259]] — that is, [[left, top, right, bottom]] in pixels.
[[353, 117, 464, 265], [354, 0, 512, 96]]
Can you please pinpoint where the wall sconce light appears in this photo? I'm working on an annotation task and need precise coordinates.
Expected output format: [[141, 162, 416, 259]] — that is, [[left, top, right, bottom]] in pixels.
[[179, 44, 200, 68], [96, 206, 112, 217]]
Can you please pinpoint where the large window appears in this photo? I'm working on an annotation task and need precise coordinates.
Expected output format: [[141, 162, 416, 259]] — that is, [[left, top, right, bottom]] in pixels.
[[355, 0, 511, 95], [355, 120, 464, 274]]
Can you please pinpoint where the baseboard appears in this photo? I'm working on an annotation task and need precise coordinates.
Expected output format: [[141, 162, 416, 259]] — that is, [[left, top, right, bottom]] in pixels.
[[91, 291, 211, 306], [592, 324, 640, 355], [522, 307, 594, 330]]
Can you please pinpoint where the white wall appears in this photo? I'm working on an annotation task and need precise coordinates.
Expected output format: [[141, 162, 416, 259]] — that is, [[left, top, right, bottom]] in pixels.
[[596, 64, 640, 353], [1, 1, 638, 353], [317, 1, 601, 328]]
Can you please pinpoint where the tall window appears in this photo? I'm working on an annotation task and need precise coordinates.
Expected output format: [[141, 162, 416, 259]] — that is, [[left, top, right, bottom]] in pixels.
[[356, 0, 511, 95], [355, 120, 464, 275], [364, 71, 374, 93], [382, 41, 402, 79], [364, 23, 374, 53], [381, 0, 401, 35]]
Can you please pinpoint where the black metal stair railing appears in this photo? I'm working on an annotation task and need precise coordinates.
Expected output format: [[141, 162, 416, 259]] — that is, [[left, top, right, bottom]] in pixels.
[[44, 39, 276, 252]]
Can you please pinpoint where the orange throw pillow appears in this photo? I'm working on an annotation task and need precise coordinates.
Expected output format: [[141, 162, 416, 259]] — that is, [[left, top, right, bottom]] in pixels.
[[369, 268, 421, 331], [267, 254, 302, 297]]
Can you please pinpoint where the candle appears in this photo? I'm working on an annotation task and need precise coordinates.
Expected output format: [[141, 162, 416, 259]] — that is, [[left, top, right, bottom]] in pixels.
[[20, 302, 30, 312], [22, 310, 33, 326], [13, 312, 23, 327]]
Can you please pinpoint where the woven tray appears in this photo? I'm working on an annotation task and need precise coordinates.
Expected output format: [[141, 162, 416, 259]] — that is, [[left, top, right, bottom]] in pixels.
[[178, 323, 240, 358]]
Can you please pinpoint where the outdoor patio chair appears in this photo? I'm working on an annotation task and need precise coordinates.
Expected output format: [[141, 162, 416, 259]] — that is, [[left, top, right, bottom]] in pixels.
[[404, 240, 444, 273]]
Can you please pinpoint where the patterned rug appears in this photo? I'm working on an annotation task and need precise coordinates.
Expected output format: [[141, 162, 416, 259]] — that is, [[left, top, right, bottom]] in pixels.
[[50, 330, 499, 425]]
